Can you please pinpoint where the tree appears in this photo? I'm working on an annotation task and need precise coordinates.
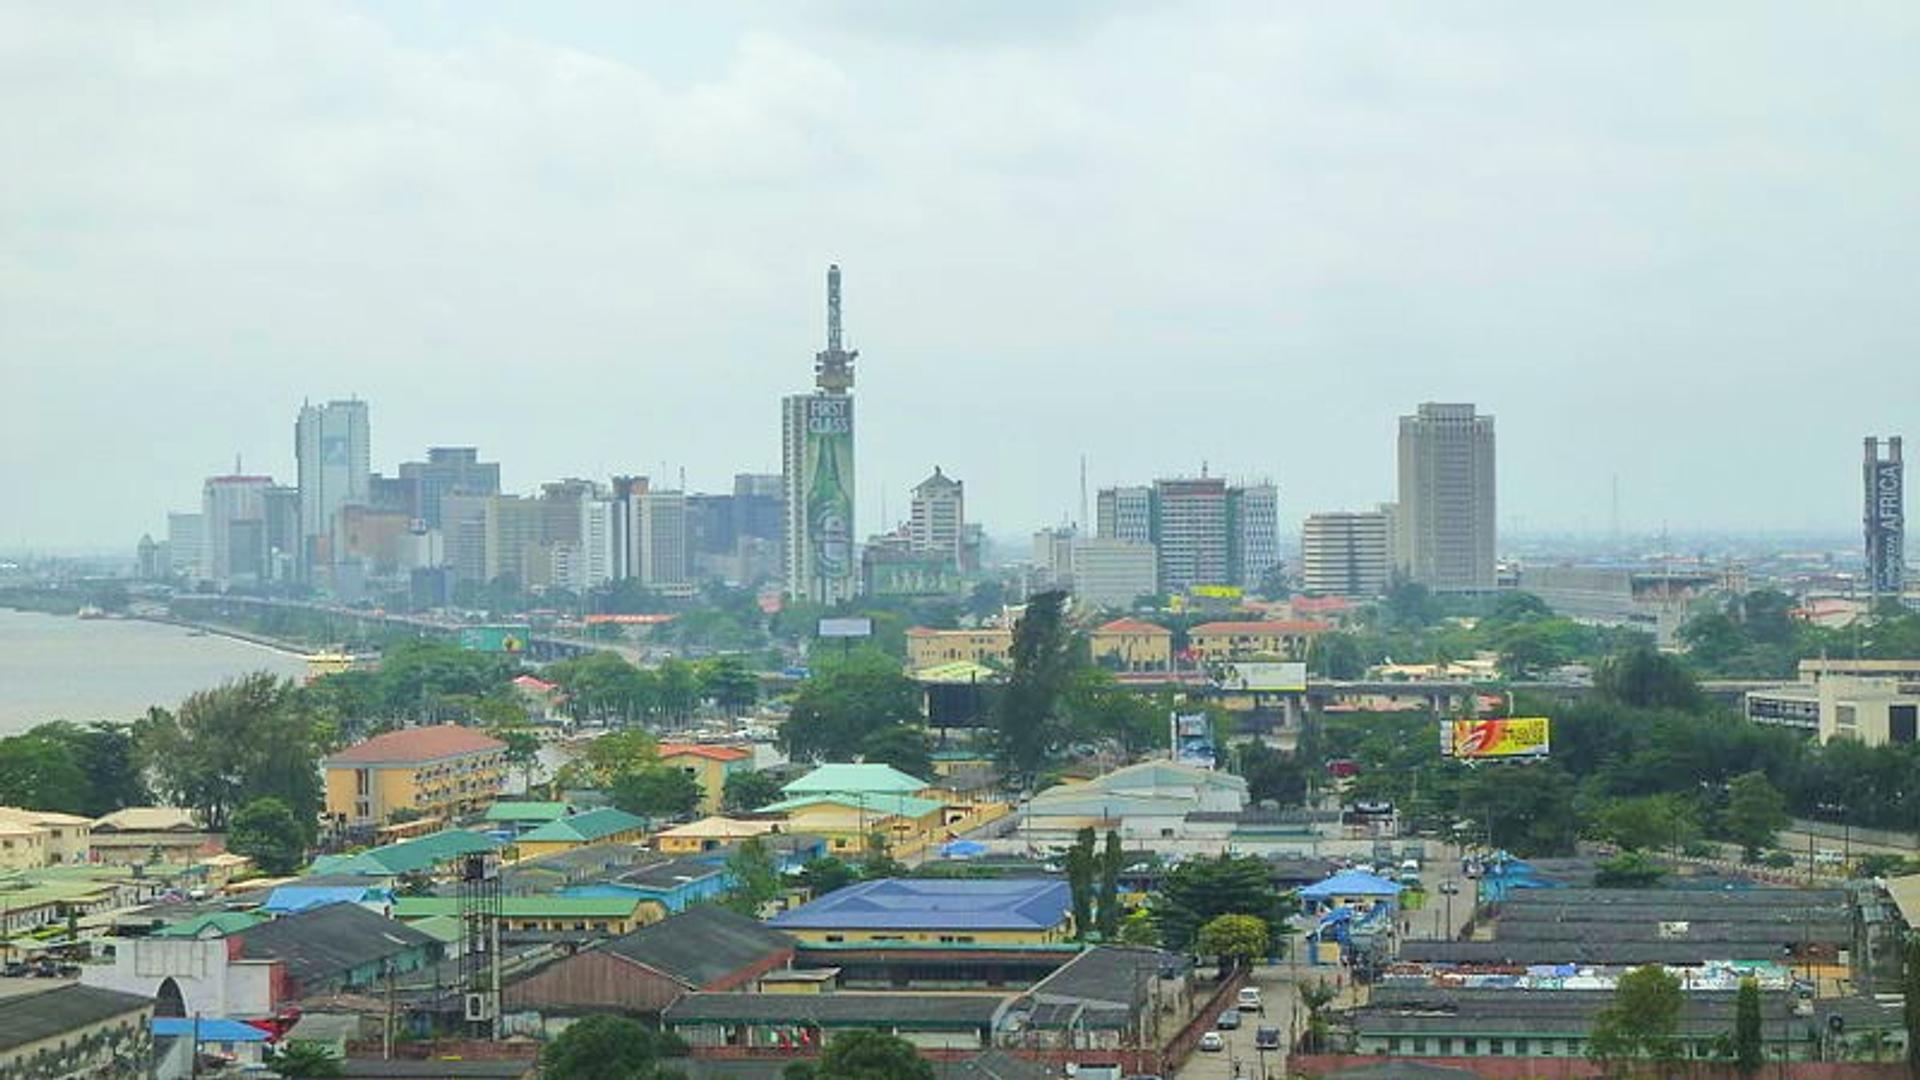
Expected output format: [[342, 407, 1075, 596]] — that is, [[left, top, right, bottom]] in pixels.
[[1588, 964, 1683, 1068], [0, 730, 87, 814], [993, 590, 1077, 784], [268, 1042, 343, 1079], [228, 797, 306, 875], [1097, 830, 1123, 939], [611, 766, 702, 819], [1596, 647, 1702, 711], [781, 649, 922, 762], [1154, 854, 1293, 953], [797, 856, 856, 898], [1724, 770, 1789, 862], [1236, 741, 1309, 807], [554, 730, 659, 790], [723, 837, 782, 917], [1065, 828, 1096, 941], [1197, 913, 1270, 972], [538, 1014, 685, 1080], [1733, 977, 1764, 1077], [1458, 763, 1582, 856], [1118, 908, 1158, 946], [1594, 851, 1667, 889], [1905, 933, 1920, 1075], [491, 725, 543, 792], [697, 656, 760, 713], [1595, 794, 1699, 853], [857, 725, 933, 780], [812, 1030, 933, 1080], [723, 770, 785, 814], [139, 674, 323, 834]]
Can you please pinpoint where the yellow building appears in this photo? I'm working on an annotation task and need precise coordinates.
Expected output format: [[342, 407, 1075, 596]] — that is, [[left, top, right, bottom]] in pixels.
[[767, 878, 1074, 946], [0, 986, 153, 1080], [1187, 619, 1331, 662], [324, 724, 507, 833], [1089, 618, 1174, 672], [0, 808, 91, 866], [394, 894, 662, 936], [755, 793, 947, 861], [512, 807, 650, 861], [656, 744, 754, 814], [88, 807, 209, 866], [0, 822, 48, 870], [655, 816, 781, 854], [906, 627, 1013, 670]]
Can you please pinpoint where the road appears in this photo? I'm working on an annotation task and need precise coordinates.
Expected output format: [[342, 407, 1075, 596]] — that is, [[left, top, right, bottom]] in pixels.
[[1175, 964, 1295, 1080]]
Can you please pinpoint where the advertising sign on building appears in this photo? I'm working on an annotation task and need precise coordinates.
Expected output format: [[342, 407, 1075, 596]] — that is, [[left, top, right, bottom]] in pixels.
[[804, 396, 855, 600], [1869, 460, 1905, 594], [1172, 712, 1215, 768], [1211, 661, 1308, 693], [459, 625, 530, 654], [817, 617, 874, 639], [1443, 717, 1551, 759]]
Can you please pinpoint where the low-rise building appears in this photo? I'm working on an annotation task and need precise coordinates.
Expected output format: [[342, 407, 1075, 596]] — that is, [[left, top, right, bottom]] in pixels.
[[309, 828, 500, 878], [665, 991, 1006, 1052], [0, 808, 91, 866], [393, 895, 661, 937], [907, 627, 1013, 670], [755, 793, 946, 860], [1021, 760, 1248, 844], [513, 807, 650, 860], [655, 816, 781, 854], [1746, 674, 1920, 745], [779, 763, 931, 801], [656, 744, 754, 814], [768, 878, 1074, 946], [323, 724, 508, 833], [0, 985, 152, 1080], [1186, 620, 1331, 662], [482, 801, 577, 835], [89, 807, 209, 866], [1089, 619, 1173, 673]]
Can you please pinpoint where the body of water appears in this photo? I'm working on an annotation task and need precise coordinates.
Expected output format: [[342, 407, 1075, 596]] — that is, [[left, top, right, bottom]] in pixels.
[[0, 609, 308, 733]]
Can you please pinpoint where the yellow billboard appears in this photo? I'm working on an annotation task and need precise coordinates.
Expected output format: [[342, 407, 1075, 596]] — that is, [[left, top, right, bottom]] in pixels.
[[1190, 585, 1244, 600], [1447, 717, 1550, 759]]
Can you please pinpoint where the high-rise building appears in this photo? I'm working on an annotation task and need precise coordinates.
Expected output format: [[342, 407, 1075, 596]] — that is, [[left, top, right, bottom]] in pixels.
[[1096, 486, 1152, 545], [263, 485, 301, 583], [1865, 437, 1905, 598], [483, 495, 543, 586], [1396, 402, 1497, 591], [909, 467, 965, 569], [135, 535, 163, 581], [202, 474, 273, 586], [1068, 538, 1158, 608], [1151, 478, 1229, 594], [1227, 481, 1279, 590], [1032, 527, 1077, 591], [1301, 511, 1391, 598], [166, 512, 205, 581], [633, 488, 690, 591], [441, 493, 492, 586], [782, 265, 859, 605], [399, 447, 501, 529], [295, 399, 371, 578]]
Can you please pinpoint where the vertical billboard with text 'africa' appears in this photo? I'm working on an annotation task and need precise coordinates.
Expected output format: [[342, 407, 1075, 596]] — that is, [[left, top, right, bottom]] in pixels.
[[1443, 717, 1550, 759], [804, 396, 855, 602]]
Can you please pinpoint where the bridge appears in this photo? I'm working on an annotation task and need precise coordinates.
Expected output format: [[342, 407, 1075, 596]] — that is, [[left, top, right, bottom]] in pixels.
[[166, 594, 641, 664]]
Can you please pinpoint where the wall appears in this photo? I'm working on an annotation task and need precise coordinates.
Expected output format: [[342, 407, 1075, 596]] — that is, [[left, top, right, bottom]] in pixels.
[[1294, 1055, 1910, 1080]]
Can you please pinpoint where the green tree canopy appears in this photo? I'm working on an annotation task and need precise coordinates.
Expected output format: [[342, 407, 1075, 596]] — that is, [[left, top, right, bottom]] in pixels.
[[993, 590, 1077, 785], [723, 769, 785, 814], [140, 673, 323, 834], [1724, 770, 1789, 861], [1733, 977, 1764, 1076], [1596, 647, 1702, 711], [811, 1030, 933, 1080], [538, 1014, 685, 1080], [797, 856, 856, 898], [781, 648, 922, 762], [228, 797, 306, 875], [555, 730, 659, 790], [1197, 913, 1271, 970], [857, 725, 933, 780], [1589, 964, 1683, 1066], [611, 766, 702, 819], [724, 836, 782, 917], [1154, 854, 1293, 953]]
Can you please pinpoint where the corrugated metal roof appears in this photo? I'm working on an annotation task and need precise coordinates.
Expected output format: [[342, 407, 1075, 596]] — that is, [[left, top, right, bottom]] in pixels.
[[769, 878, 1070, 932], [780, 763, 929, 796], [0, 986, 150, 1052], [517, 807, 648, 844]]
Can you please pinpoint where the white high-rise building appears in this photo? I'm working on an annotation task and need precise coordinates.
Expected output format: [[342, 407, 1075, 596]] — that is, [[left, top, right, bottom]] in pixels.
[[1069, 538, 1158, 608], [1096, 486, 1152, 545], [202, 474, 273, 586], [909, 467, 965, 568], [1301, 511, 1391, 598], [1397, 402, 1497, 590], [166, 512, 206, 581], [781, 265, 858, 605], [633, 489, 690, 590], [1230, 481, 1279, 590], [295, 399, 371, 579]]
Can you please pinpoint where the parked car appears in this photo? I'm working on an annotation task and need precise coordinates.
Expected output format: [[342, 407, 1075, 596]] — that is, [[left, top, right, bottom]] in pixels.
[[1199, 1033, 1225, 1053], [1217, 1010, 1241, 1030], [1255, 1027, 1283, 1050]]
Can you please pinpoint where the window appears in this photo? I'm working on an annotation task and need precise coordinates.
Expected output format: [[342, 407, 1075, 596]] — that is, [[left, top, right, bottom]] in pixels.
[[1438, 1038, 1453, 1054], [1512, 1038, 1527, 1055], [1462, 1039, 1477, 1055], [1387, 1039, 1401, 1054], [1489, 1039, 1503, 1056], [824, 935, 843, 943], [1411, 1038, 1426, 1054]]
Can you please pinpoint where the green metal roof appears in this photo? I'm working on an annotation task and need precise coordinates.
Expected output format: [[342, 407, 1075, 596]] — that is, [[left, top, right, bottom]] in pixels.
[[756, 793, 944, 818], [393, 896, 652, 920], [482, 801, 575, 824], [312, 829, 499, 876], [407, 914, 464, 944], [780, 763, 929, 796], [153, 911, 268, 939], [517, 807, 649, 844]]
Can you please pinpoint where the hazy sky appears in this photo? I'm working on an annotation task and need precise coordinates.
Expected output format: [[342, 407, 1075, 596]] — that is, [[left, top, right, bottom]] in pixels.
[[5, 2, 1917, 553]]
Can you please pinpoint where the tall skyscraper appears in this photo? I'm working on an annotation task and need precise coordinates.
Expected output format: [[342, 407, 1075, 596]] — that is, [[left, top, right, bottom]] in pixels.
[[295, 399, 371, 578], [1152, 477, 1229, 593], [1302, 511, 1391, 597], [1096, 486, 1152, 545], [166, 512, 205, 581], [1396, 402, 1497, 591], [909, 467, 965, 569], [782, 265, 859, 605], [399, 447, 501, 529], [202, 473, 272, 586], [1227, 481, 1279, 590], [633, 488, 690, 590], [1865, 436, 1906, 598]]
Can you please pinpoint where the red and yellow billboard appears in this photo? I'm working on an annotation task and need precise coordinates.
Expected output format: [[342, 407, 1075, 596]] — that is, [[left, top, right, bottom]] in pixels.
[[1445, 717, 1550, 759]]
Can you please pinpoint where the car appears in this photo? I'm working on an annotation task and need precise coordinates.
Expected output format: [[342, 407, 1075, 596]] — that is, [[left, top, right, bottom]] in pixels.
[[1237, 986, 1263, 1011], [1217, 1010, 1241, 1030], [1255, 1026, 1282, 1050], [1199, 1032, 1225, 1052]]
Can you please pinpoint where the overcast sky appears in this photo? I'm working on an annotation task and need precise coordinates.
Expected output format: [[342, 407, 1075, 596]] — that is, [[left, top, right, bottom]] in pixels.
[[4, 2, 1917, 553]]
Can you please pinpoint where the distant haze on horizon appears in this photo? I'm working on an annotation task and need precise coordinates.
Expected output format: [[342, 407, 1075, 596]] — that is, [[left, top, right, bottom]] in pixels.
[[4, 3, 1916, 552]]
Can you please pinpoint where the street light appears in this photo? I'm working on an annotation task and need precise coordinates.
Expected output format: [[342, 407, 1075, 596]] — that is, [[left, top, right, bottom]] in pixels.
[[1439, 882, 1461, 942]]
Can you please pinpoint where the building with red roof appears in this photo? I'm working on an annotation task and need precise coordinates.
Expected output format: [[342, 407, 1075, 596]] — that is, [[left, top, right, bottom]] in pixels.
[[323, 724, 508, 834]]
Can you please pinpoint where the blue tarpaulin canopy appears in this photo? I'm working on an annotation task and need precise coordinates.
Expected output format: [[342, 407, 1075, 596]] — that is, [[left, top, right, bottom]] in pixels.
[[940, 839, 988, 859], [1298, 870, 1404, 900]]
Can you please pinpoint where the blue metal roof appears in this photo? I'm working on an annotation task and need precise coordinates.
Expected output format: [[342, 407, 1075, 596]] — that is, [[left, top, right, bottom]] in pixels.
[[261, 885, 388, 914], [153, 1018, 271, 1043], [769, 877, 1071, 931], [1299, 869, 1404, 899]]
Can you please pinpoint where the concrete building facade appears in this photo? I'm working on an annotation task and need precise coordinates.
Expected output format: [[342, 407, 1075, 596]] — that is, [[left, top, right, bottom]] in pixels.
[[1301, 511, 1391, 598], [294, 399, 371, 579], [1397, 402, 1497, 591]]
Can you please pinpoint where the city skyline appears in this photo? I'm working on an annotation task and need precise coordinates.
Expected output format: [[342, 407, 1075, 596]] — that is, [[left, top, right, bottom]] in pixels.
[[5, 4, 1918, 551]]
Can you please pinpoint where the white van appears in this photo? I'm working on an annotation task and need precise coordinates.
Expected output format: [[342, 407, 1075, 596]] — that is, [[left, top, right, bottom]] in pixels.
[[1237, 987, 1263, 1012]]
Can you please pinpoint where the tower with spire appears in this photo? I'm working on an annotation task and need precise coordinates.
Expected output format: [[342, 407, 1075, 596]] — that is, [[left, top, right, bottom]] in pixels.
[[781, 265, 860, 604]]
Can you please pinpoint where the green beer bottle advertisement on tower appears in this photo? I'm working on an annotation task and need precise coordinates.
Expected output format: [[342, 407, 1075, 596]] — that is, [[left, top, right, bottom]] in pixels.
[[805, 395, 854, 595]]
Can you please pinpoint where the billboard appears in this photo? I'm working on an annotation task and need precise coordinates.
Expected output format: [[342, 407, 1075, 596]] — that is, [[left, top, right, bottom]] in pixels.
[[1211, 661, 1308, 693], [804, 397, 855, 599], [817, 617, 873, 639], [1444, 717, 1550, 759], [460, 624, 530, 654], [1868, 458, 1905, 594], [1172, 712, 1215, 768]]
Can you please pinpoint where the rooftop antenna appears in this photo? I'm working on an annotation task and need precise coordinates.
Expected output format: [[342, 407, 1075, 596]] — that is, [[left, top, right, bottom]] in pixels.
[[814, 264, 857, 394]]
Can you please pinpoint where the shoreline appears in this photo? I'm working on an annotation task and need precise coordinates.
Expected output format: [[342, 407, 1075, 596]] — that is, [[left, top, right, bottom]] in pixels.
[[124, 614, 314, 661]]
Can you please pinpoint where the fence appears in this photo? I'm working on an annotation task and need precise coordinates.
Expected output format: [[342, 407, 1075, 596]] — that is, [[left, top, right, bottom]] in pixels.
[[1293, 1054, 1911, 1080]]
